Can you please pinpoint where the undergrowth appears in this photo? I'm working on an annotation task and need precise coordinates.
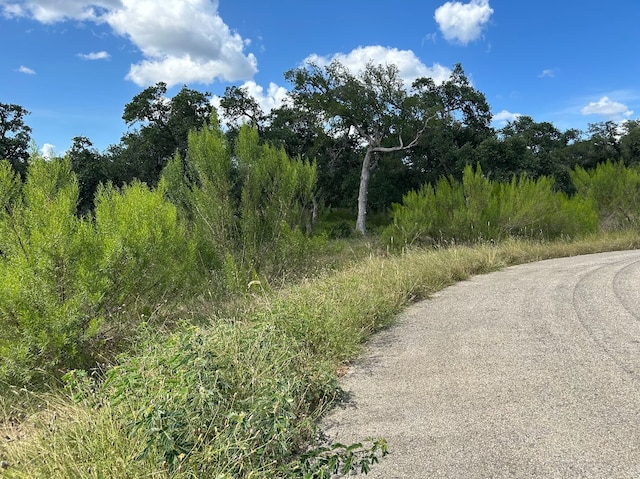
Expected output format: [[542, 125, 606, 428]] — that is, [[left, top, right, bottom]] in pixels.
[[2, 231, 640, 477]]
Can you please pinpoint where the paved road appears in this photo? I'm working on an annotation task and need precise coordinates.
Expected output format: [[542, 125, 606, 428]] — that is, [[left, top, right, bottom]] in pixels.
[[322, 250, 640, 478]]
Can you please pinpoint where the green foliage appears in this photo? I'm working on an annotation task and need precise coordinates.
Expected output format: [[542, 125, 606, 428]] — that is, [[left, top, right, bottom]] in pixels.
[[383, 164, 597, 247], [162, 122, 235, 279], [571, 160, 640, 230], [4, 231, 640, 477], [92, 179, 198, 324], [0, 157, 90, 383], [163, 121, 320, 293], [0, 157, 196, 386], [0, 103, 32, 177], [102, 323, 340, 477], [236, 126, 318, 278], [291, 439, 388, 478]]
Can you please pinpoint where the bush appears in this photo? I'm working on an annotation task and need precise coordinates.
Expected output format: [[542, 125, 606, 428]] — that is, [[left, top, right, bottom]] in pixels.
[[162, 121, 320, 293], [571, 160, 640, 230], [0, 158, 196, 387], [383, 164, 597, 247]]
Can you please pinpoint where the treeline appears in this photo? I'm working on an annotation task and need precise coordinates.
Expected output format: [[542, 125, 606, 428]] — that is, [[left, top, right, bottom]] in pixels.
[[2, 63, 640, 229]]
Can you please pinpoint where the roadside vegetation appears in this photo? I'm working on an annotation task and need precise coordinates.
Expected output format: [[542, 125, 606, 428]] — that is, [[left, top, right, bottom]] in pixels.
[[2, 144, 640, 477], [2, 59, 640, 477]]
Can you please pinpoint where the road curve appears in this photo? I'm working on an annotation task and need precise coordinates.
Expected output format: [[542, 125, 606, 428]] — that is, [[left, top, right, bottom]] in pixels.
[[322, 250, 640, 478]]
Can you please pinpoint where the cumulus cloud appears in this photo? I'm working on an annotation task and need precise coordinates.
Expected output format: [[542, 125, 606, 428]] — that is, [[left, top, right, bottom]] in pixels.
[[580, 96, 633, 119], [492, 109, 521, 125], [78, 51, 111, 60], [2, 0, 258, 87], [240, 80, 289, 113], [17, 65, 36, 74], [304, 45, 452, 86], [538, 69, 554, 78], [434, 0, 493, 45], [106, 0, 257, 86], [40, 143, 56, 159]]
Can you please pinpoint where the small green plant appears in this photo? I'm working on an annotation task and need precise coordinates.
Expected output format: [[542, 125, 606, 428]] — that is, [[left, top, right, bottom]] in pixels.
[[289, 438, 388, 478]]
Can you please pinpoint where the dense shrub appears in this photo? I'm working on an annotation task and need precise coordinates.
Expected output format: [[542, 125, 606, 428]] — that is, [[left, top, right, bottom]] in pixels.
[[0, 158, 196, 386], [162, 120, 321, 294], [571, 160, 640, 230], [383, 164, 597, 247]]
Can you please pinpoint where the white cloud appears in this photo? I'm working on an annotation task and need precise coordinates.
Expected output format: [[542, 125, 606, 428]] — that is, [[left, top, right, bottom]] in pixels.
[[241, 80, 289, 113], [580, 96, 633, 119], [106, 0, 257, 87], [304, 45, 452, 86], [78, 51, 111, 60], [538, 69, 554, 78], [1, 2, 26, 18], [40, 143, 56, 159], [1, 0, 120, 23], [3, 0, 258, 87], [492, 109, 521, 125], [17, 65, 35, 74], [434, 0, 493, 45]]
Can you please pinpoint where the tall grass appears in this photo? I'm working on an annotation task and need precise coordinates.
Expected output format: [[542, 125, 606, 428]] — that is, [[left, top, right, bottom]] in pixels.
[[3, 231, 640, 478]]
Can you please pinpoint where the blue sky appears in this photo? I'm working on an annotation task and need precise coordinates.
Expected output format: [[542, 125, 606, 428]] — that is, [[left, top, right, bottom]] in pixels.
[[1, 0, 639, 157]]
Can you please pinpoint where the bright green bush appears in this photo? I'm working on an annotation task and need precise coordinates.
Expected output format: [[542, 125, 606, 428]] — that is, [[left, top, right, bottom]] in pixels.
[[162, 120, 320, 293], [0, 158, 92, 383], [571, 160, 640, 230], [490, 173, 596, 239], [0, 158, 196, 387], [383, 164, 597, 247], [236, 126, 318, 279]]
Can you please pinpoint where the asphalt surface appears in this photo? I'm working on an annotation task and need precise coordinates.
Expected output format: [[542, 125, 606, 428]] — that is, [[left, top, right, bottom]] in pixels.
[[322, 250, 640, 478]]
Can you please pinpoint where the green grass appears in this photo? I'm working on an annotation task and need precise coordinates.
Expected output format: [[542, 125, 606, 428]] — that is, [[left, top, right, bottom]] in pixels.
[[2, 231, 640, 478]]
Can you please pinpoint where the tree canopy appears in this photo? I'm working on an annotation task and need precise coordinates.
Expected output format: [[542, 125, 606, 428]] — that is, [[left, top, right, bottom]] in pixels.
[[285, 61, 491, 233], [4, 60, 640, 229], [0, 103, 32, 177]]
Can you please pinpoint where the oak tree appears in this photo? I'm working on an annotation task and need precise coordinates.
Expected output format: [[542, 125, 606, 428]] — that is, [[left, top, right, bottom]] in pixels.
[[286, 61, 489, 234]]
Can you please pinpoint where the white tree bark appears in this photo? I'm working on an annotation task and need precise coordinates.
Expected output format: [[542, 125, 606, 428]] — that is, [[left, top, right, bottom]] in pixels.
[[355, 148, 373, 234]]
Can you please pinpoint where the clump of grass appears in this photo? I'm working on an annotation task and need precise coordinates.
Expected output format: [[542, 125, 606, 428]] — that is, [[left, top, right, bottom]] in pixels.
[[0, 390, 156, 479]]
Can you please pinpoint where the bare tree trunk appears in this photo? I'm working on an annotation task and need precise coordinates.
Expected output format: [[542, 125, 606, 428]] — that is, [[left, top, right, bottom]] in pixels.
[[355, 148, 373, 235]]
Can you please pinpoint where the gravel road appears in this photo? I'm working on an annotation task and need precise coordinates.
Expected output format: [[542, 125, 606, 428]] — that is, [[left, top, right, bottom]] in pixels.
[[322, 249, 640, 478]]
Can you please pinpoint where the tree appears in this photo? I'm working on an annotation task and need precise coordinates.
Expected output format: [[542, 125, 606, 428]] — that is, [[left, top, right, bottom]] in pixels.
[[218, 85, 266, 129], [620, 119, 640, 165], [67, 136, 107, 214], [112, 83, 214, 186], [286, 61, 490, 234], [0, 102, 32, 177]]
